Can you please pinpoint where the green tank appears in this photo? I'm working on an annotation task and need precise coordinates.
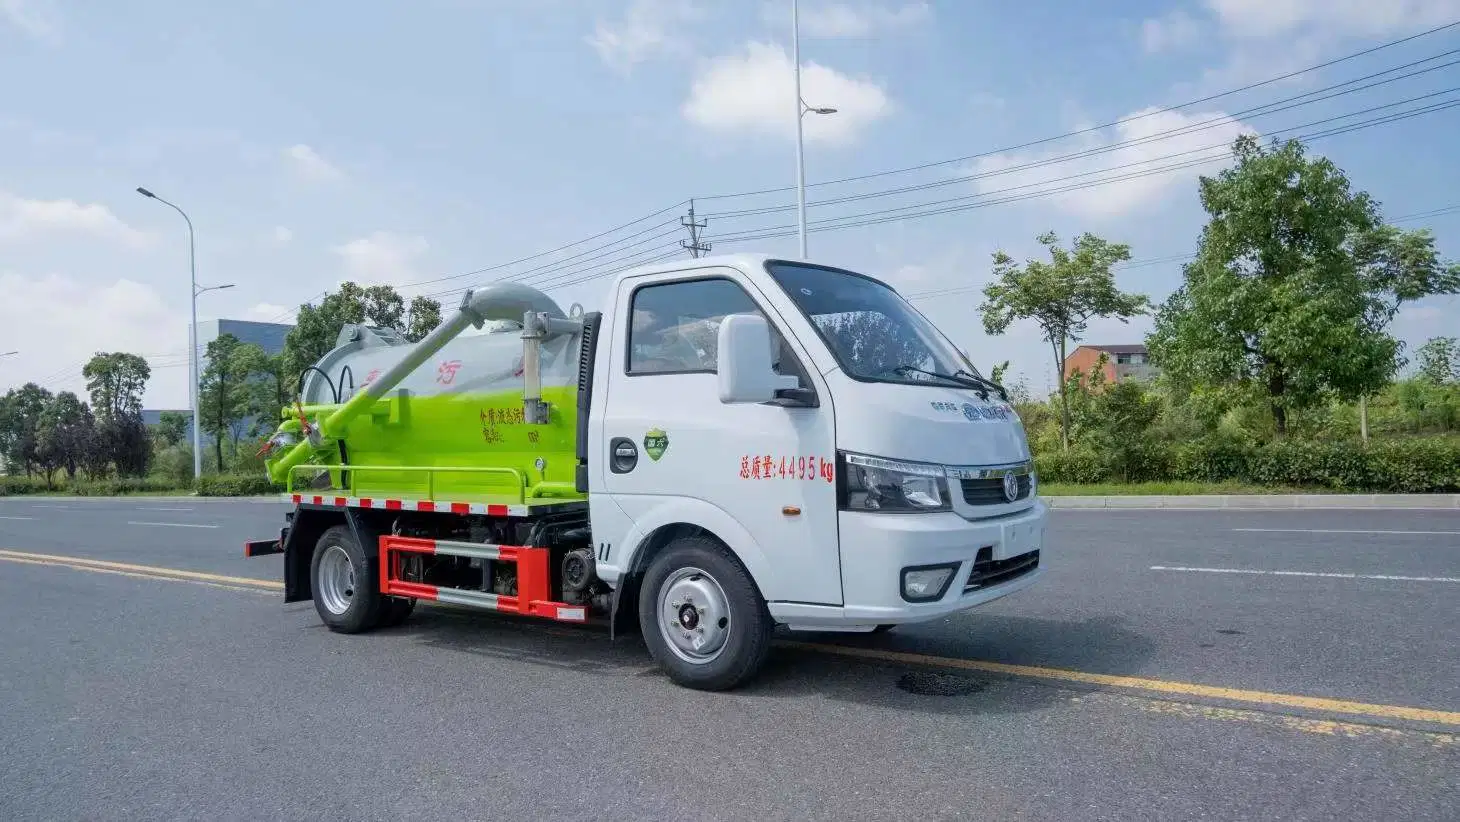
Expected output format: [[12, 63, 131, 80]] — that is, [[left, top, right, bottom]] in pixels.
[[262, 283, 589, 506]]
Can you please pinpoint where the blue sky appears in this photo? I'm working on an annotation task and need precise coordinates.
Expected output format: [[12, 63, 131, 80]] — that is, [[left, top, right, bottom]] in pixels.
[[3, 0, 1458, 407]]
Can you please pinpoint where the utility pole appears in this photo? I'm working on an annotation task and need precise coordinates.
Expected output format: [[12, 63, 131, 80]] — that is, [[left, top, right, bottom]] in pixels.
[[680, 199, 711, 258]]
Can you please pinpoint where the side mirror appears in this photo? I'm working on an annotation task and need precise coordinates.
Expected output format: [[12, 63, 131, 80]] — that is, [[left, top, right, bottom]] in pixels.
[[717, 313, 798, 404]]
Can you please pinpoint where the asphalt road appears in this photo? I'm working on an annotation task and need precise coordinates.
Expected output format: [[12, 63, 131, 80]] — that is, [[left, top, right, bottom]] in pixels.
[[1, 497, 1456, 820]]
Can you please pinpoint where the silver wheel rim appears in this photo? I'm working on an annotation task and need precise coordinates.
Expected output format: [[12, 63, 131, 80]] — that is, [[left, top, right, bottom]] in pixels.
[[657, 566, 732, 665], [317, 544, 356, 616]]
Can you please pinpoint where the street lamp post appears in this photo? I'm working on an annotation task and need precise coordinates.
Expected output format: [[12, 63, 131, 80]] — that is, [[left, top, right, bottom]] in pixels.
[[792, 0, 837, 260], [136, 187, 232, 480]]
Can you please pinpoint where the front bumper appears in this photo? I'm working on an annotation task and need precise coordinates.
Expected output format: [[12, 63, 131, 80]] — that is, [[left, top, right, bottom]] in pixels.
[[767, 499, 1047, 631]]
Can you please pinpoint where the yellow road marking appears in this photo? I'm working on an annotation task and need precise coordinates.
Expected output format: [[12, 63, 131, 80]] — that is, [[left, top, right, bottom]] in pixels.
[[786, 641, 1460, 727], [5, 547, 1457, 730], [1087, 693, 1455, 748], [0, 549, 282, 591]]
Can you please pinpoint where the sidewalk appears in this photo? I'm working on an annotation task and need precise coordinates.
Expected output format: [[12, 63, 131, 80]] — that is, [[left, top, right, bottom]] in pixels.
[[1044, 494, 1460, 510]]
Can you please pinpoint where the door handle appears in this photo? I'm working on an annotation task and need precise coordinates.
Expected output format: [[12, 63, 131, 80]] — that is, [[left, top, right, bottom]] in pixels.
[[609, 437, 638, 474]]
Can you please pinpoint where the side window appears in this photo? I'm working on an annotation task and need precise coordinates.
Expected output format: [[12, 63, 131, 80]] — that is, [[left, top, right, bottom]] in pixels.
[[627, 277, 808, 386]]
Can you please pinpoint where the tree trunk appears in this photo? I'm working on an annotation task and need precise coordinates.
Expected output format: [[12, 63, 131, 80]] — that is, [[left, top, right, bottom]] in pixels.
[[1053, 337, 1070, 451], [1267, 366, 1287, 438]]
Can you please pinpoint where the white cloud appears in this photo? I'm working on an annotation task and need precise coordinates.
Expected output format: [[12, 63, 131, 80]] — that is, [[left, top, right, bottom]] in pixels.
[[0, 192, 153, 249], [331, 231, 429, 287], [283, 144, 344, 182], [586, 0, 697, 72], [244, 302, 294, 323], [682, 41, 892, 145], [0, 271, 187, 406], [1204, 0, 1460, 40], [765, 1, 931, 38], [269, 226, 293, 245], [1142, 9, 1203, 53], [0, 0, 59, 42], [964, 107, 1254, 219]]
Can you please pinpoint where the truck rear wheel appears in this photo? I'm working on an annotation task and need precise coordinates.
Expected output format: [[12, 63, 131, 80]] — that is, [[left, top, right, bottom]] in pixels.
[[310, 524, 386, 633], [638, 536, 773, 691]]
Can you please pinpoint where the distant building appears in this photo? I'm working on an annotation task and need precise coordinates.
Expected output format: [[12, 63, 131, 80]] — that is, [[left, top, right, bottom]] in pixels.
[[142, 318, 295, 449], [1062, 344, 1159, 385], [196, 318, 292, 372]]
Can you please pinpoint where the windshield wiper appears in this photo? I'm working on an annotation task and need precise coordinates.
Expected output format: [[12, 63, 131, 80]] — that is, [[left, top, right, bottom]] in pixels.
[[954, 369, 1009, 401], [891, 365, 989, 399]]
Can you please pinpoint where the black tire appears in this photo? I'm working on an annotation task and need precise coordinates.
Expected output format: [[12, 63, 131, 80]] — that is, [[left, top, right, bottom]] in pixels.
[[378, 596, 416, 628], [310, 524, 386, 633], [638, 535, 773, 691]]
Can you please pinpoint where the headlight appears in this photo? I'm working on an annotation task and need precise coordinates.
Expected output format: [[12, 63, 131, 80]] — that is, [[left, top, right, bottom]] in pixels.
[[840, 452, 949, 513]]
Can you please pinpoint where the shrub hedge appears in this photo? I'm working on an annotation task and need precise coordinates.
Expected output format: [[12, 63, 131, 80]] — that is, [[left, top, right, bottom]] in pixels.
[[0, 472, 282, 496], [1035, 437, 1460, 492], [194, 473, 283, 497]]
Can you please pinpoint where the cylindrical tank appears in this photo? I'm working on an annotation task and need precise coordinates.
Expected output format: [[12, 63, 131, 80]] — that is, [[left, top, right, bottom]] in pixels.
[[279, 291, 587, 505]]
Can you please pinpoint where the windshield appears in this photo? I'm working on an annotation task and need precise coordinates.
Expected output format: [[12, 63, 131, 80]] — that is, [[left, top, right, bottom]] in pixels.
[[766, 261, 977, 387]]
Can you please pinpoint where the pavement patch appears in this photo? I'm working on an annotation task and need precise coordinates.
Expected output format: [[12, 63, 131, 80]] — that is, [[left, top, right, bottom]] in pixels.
[[787, 641, 1460, 728], [5, 546, 1458, 735], [0, 549, 281, 591]]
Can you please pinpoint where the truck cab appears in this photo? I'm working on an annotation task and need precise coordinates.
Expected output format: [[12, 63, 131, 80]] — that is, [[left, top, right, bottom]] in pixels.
[[586, 254, 1045, 682]]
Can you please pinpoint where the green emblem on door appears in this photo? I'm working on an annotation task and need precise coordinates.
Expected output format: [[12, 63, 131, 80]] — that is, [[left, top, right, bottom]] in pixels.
[[644, 428, 668, 461]]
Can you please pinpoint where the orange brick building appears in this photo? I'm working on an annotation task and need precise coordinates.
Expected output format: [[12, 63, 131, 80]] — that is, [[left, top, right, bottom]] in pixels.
[[1062, 344, 1159, 384]]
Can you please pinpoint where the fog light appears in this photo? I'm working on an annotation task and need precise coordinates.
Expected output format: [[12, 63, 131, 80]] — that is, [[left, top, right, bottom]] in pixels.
[[901, 563, 959, 603]]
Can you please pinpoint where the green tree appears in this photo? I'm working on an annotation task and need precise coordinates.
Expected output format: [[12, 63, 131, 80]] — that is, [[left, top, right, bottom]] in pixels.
[[281, 283, 443, 382], [199, 333, 267, 470], [35, 392, 92, 486], [82, 352, 151, 422], [1148, 135, 1460, 436], [1415, 337, 1460, 385], [0, 383, 54, 476], [980, 231, 1149, 450], [154, 411, 191, 448], [405, 295, 443, 343]]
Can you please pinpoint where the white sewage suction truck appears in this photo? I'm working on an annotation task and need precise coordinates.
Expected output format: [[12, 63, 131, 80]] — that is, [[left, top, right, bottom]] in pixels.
[[247, 254, 1047, 690]]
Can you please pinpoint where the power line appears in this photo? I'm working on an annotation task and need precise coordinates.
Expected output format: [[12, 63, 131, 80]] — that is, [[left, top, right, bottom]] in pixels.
[[693, 19, 1460, 201], [900, 203, 1460, 302], [706, 92, 1460, 246], [701, 51, 1460, 220]]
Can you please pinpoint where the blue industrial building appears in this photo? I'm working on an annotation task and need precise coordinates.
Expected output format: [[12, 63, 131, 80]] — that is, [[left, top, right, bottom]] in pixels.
[[142, 318, 294, 447]]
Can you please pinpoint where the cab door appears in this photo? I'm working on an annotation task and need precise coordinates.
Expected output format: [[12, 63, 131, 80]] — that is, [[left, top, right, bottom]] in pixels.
[[590, 265, 842, 606]]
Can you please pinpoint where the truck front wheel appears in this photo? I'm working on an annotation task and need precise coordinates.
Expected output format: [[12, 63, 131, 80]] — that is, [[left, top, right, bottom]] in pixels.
[[638, 536, 773, 691], [310, 524, 385, 633]]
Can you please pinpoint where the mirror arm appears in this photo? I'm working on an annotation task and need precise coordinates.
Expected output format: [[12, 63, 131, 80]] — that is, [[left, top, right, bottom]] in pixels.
[[766, 387, 819, 408]]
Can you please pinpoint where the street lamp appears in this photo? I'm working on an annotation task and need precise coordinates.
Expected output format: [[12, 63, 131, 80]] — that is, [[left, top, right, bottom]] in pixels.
[[137, 186, 219, 481], [792, 0, 838, 260]]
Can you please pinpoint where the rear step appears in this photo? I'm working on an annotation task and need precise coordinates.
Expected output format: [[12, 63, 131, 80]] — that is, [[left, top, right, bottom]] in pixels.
[[378, 535, 588, 623]]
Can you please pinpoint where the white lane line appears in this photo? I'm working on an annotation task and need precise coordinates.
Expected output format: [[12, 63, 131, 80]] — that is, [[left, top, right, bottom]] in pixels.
[[140, 507, 194, 512], [126, 521, 219, 530], [1233, 528, 1460, 536], [0, 515, 35, 520], [1151, 565, 1460, 583]]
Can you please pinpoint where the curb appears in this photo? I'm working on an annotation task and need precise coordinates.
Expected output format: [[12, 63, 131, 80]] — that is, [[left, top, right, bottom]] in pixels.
[[1044, 494, 1460, 510]]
